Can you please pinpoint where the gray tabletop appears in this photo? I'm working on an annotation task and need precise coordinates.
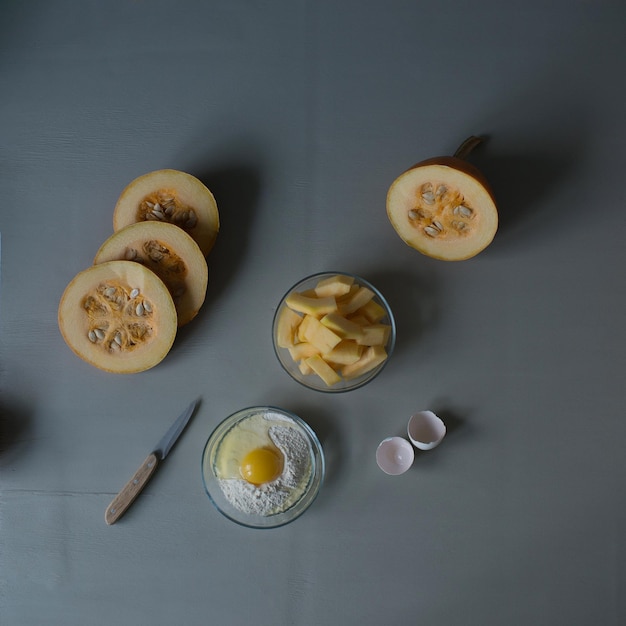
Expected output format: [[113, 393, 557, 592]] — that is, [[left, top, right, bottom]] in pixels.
[[2, 1, 625, 625]]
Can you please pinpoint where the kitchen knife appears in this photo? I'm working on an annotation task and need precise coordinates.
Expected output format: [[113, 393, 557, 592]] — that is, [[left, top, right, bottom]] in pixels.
[[105, 399, 199, 525]]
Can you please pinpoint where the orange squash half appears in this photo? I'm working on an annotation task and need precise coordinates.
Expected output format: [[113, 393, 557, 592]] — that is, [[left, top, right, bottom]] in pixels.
[[387, 137, 498, 261]]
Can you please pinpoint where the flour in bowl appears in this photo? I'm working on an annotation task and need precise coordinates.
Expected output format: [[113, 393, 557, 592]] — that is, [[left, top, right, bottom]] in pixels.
[[217, 422, 312, 516]]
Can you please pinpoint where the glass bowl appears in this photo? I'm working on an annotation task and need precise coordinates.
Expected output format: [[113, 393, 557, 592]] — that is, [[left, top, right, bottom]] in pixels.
[[272, 271, 396, 392], [201, 406, 325, 529]]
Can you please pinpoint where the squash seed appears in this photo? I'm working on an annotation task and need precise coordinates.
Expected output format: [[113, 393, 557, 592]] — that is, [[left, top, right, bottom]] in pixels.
[[138, 190, 204, 243], [186, 213, 197, 229], [454, 205, 473, 218], [79, 278, 160, 357]]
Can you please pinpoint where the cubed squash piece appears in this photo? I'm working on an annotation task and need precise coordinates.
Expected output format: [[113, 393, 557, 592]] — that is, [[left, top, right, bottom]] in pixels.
[[305, 354, 341, 386], [356, 324, 391, 346], [288, 342, 320, 361], [338, 286, 375, 316], [297, 314, 313, 342], [341, 345, 388, 380], [347, 314, 370, 328], [323, 340, 363, 365], [314, 274, 355, 298], [275, 306, 303, 348], [320, 312, 364, 340], [285, 292, 337, 317], [356, 299, 387, 323], [301, 315, 342, 353], [298, 360, 314, 375]]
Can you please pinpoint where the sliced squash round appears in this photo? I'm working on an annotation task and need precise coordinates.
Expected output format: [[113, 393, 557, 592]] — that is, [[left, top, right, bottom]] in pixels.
[[94, 222, 208, 327], [58, 260, 177, 374], [386, 137, 498, 261], [113, 169, 219, 256]]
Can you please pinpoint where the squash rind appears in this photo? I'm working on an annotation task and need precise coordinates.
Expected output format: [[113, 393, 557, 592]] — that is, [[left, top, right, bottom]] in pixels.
[[94, 222, 208, 327], [58, 260, 177, 373], [386, 157, 498, 261], [113, 169, 219, 256]]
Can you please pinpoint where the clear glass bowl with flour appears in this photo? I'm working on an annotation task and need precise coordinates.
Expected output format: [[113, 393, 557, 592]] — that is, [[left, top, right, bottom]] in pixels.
[[201, 406, 325, 528]]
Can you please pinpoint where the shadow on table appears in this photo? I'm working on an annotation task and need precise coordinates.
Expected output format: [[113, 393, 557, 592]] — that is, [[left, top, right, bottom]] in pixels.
[[288, 402, 346, 495], [0, 395, 34, 461], [169, 158, 263, 351], [460, 98, 591, 256], [472, 145, 583, 255], [364, 266, 441, 362]]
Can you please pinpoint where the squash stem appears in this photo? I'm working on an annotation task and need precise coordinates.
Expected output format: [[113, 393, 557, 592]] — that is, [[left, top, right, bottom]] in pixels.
[[454, 136, 484, 160]]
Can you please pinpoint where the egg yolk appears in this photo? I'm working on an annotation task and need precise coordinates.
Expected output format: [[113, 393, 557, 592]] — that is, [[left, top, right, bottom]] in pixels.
[[239, 447, 283, 485]]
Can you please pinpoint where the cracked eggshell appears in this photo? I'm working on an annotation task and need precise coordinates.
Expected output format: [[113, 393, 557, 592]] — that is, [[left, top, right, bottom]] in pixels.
[[407, 410, 446, 450], [376, 437, 414, 475]]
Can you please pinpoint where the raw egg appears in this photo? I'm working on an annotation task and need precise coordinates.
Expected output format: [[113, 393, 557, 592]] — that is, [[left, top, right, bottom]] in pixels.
[[239, 447, 283, 485]]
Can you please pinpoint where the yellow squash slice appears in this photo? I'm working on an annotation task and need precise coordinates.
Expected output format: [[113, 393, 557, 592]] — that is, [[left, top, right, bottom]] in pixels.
[[58, 260, 177, 373], [94, 222, 208, 327], [113, 169, 220, 256]]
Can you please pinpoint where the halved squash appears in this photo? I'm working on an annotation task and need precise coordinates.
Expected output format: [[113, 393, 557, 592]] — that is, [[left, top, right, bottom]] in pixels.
[[387, 136, 498, 261], [94, 222, 208, 326], [113, 169, 219, 256], [58, 260, 177, 373]]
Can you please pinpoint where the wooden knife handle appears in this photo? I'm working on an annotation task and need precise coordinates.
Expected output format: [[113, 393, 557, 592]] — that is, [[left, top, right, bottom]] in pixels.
[[105, 452, 159, 525]]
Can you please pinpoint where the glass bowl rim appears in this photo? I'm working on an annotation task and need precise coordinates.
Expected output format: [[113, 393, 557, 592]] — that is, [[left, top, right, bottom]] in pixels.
[[272, 270, 396, 393], [201, 405, 325, 529]]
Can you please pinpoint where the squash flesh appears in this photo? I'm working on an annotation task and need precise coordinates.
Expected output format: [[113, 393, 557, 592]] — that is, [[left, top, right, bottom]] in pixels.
[[58, 261, 177, 373], [113, 169, 219, 256], [94, 222, 208, 327], [387, 157, 498, 261]]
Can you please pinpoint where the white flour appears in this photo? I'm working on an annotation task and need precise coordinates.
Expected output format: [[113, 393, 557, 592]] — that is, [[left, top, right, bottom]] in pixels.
[[217, 423, 312, 516]]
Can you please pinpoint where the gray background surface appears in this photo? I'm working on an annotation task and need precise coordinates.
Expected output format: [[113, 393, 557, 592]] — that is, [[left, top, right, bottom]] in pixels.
[[1, 1, 625, 625]]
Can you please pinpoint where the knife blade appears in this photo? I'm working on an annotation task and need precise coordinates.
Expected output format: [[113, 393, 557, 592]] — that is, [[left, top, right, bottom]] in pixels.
[[105, 399, 199, 525]]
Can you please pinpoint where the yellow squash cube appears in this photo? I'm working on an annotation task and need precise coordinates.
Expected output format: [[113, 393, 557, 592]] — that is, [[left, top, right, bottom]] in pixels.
[[323, 340, 363, 365], [320, 312, 364, 340], [356, 324, 391, 346], [298, 360, 315, 375], [275, 307, 303, 348], [356, 299, 387, 323], [301, 315, 342, 353], [341, 345, 388, 380], [314, 274, 355, 298], [338, 286, 375, 316], [285, 292, 337, 317], [288, 342, 320, 361], [305, 354, 341, 386]]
